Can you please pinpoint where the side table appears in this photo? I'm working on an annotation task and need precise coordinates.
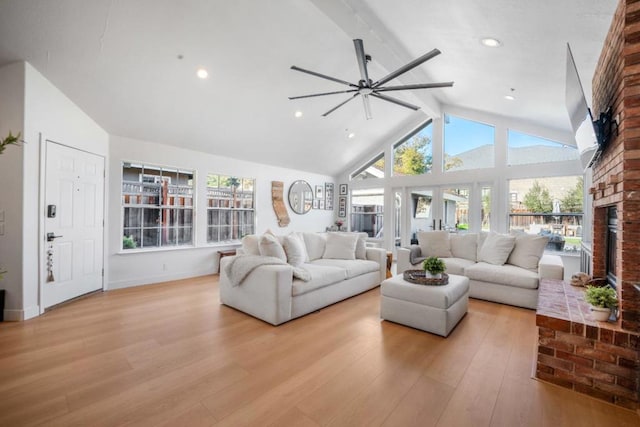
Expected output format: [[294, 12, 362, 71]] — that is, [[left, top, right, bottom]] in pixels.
[[217, 249, 237, 273]]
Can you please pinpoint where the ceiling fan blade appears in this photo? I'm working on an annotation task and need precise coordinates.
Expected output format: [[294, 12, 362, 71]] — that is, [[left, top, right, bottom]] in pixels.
[[371, 92, 420, 111], [288, 89, 358, 100], [362, 94, 373, 120], [353, 39, 370, 85], [291, 66, 357, 88], [322, 93, 360, 117], [372, 49, 441, 88], [375, 82, 454, 92]]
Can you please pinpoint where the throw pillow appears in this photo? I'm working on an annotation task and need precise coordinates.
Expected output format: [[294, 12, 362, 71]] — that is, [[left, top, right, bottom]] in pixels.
[[417, 231, 452, 258], [283, 233, 308, 267], [450, 233, 478, 261], [478, 232, 516, 265], [322, 233, 358, 260], [241, 235, 260, 255], [337, 232, 367, 259], [303, 232, 326, 261], [259, 233, 287, 262], [476, 231, 489, 261], [507, 233, 549, 271]]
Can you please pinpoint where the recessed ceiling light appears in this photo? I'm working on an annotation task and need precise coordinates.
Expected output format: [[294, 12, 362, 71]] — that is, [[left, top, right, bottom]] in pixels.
[[294, 111, 303, 118], [196, 68, 208, 79], [347, 132, 356, 139], [481, 37, 502, 48], [504, 95, 515, 101]]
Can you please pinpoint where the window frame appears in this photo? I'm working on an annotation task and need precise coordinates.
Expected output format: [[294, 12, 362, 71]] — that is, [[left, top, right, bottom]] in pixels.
[[206, 174, 256, 244], [121, 161, 195, 252]]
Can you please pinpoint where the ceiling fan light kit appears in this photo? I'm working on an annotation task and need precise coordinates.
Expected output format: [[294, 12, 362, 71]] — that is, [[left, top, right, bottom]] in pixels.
[[289, 39, 453, 119]]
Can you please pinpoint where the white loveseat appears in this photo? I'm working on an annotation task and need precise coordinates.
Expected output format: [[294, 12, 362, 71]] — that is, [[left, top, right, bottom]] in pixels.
[[220, 231, 387, 325], [397, 231, 564, 309]]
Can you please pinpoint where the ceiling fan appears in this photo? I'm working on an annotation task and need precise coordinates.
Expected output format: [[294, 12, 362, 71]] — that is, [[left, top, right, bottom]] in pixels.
[[289, 39, 453, 119]]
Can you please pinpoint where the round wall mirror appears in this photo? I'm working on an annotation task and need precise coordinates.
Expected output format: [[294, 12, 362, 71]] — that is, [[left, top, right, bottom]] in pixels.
[[288, 180, 313, 214]]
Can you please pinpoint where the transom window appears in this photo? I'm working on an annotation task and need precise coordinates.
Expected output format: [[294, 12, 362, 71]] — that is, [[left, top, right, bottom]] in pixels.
[[508, 130, 578, 166], [444, 114, 495, 172], [207, 174, 255, 243], [351, 152, 385, 180], [122, 162, 194, 250], [392, 121, 433, 176]]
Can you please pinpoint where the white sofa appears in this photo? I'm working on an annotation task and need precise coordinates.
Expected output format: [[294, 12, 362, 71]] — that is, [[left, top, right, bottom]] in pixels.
[[396, 231, 564, 309], [220, 231, 387, 325]]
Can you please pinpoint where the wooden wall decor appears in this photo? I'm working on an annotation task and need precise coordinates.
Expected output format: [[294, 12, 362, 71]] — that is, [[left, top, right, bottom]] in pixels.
[[271, 181, 290, 227]]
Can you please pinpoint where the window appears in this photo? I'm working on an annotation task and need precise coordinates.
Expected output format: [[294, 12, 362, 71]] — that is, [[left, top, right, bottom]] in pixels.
[[481, 186, 492, 231], [442, 187, 469, 231], [444, 114, 494, 172], [122, 163, 193, 250], [508, 176, 583, 253], [508, 130, 578, 166], [207, 174, 255, 243], [350, 188, 384, 238], [351, 153, 385, 180], [392, 121, 433, 176]]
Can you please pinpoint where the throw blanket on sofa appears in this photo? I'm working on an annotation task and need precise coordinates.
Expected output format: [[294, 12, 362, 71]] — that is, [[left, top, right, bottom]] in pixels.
[[224, 255, 311, 287]]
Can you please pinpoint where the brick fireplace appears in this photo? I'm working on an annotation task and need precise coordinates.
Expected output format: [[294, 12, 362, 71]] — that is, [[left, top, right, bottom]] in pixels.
[[535, 0, 639, 409]]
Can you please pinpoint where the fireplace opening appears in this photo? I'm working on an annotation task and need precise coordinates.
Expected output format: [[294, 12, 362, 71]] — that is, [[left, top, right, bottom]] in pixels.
[[606, 206, 617, 289]]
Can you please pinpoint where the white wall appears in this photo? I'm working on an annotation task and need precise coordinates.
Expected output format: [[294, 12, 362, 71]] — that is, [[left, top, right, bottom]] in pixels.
[[0, 62, 109, 320], [337, 104, 584, 251], [0, 62, 25, 320], [108, 135, 335, 289]]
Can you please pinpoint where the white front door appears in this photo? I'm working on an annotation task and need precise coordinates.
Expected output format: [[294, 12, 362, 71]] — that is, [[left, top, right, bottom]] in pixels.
[[43, 142, 105, 308]]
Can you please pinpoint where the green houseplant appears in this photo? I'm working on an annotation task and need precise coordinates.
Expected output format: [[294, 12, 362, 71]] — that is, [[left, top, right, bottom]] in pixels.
[[422, 256, 446, 278], [584, 285, 617, 321]]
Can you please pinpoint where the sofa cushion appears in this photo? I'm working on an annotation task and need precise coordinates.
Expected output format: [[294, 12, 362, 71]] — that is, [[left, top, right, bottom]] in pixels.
[[259, 234, 287, 262], [291, 263, 347, 296], [241, 235, 261, 255], [478, 232, 516, 265], [476, 231, 489, 261], [507, 233, 549, 271], [442, 257, 476, 275], [283, 233, 308, 267], [323, 233, 358, 260], [450, 233, 478, 261], [303, 232, 326, 261], [464, 262, 539, 289], [310, 259, 380, 279], [417, 231, 452, 258]]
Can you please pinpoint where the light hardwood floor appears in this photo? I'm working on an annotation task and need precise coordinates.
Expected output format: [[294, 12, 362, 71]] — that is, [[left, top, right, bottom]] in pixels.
[[0, 275, 638, 427]]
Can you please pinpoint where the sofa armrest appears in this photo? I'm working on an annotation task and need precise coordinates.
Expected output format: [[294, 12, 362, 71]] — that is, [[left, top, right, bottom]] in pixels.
[[396, 247, 412, 275], [538, 254, 564, 281], [219, 256, 293, 325], [366, 247, 387, 283]]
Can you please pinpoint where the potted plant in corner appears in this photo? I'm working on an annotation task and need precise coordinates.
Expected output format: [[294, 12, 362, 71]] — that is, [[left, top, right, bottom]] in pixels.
[[584, 285, 618, 322], [422, 256, 446, 279]]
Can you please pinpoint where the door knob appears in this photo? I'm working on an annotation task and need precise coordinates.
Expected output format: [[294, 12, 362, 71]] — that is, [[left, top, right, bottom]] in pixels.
[[46, 232, 63, 242]]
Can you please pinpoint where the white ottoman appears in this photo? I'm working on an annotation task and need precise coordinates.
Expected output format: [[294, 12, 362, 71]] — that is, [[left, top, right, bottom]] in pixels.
[[380, 274, 469, 337]]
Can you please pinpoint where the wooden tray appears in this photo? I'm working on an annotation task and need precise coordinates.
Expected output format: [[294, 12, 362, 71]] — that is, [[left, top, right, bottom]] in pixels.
[[403, 270, 449, 286]]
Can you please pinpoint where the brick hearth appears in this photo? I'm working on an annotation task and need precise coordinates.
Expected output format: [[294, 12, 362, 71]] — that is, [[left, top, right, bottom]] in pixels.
[[536, 279, 639, 409]]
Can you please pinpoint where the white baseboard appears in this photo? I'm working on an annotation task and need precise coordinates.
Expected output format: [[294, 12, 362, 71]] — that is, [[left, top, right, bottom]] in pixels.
[[3, 305, 40, 321], [106, 268, 216, 290]]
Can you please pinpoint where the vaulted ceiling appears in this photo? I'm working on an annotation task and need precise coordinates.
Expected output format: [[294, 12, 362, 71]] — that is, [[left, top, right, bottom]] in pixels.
[[0, 0, 617, 176]]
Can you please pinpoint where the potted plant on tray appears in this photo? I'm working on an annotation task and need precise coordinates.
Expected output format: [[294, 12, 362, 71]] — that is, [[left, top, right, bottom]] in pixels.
[[422, 256, 446, 279], [584, 285, 617, 322]]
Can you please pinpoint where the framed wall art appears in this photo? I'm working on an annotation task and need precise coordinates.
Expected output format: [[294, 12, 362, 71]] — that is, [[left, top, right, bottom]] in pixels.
[[338, 196, 347, 218], [339, 184, 348, 195]]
